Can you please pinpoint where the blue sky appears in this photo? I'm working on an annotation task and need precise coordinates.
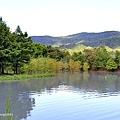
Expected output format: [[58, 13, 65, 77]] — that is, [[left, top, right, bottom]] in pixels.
[[0, 0, 120, 36]]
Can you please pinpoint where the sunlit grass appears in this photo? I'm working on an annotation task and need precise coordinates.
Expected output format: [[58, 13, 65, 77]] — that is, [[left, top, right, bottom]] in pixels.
[[0, 73, 54, 81]]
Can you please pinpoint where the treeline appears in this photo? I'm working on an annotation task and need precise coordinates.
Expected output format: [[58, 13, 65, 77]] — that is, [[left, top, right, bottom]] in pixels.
[[1, 17, 120, 74], [21, 46, 120, 73], [0, 17, 70, 74], [20, 58, 81, 74], [72, 46, 120, 71], [0, 17, 32, 74]]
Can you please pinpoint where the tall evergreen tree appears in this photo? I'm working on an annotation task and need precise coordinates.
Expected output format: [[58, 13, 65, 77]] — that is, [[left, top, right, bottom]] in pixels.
[[0, 17, 11, 74], [10, 26, 33, 74]]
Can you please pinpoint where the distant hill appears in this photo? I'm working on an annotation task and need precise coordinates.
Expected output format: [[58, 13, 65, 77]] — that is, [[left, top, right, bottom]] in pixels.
[[31, 31, 120, 48]]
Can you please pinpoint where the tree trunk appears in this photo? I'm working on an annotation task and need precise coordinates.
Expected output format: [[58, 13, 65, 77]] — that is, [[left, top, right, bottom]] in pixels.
[[1, 64, 4, 74], [15, 62, 18, 74], [14, 69, 16, 74]]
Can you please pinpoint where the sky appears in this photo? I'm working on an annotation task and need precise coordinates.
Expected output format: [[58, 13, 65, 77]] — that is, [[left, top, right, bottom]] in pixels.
[[0, 0, 120, 36]]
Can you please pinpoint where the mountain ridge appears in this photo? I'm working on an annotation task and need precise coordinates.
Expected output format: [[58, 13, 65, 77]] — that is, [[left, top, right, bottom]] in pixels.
[[31, 31, 120, 48]]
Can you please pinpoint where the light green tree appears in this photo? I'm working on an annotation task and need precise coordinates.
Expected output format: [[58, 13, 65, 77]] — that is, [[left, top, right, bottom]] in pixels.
[[106, 58, 118, 70], [115, 51, 120, 69], [83, 62, 90, 71]]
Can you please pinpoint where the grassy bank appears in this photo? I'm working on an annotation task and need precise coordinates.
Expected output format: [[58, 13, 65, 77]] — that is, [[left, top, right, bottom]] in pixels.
[[0, 73, 54, 81]]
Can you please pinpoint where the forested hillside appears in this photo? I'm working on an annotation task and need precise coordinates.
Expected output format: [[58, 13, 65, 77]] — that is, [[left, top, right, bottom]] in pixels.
[[31, 31, 120, 48]]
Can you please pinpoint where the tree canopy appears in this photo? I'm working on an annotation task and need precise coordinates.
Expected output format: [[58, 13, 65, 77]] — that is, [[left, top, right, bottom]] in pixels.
[[1, 17, 120, 74]]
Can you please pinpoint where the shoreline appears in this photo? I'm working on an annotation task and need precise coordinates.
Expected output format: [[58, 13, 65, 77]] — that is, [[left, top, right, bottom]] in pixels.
[[0, 73, 54, 81], [1, 69, 120, 81], [88, 69, 120, 72]]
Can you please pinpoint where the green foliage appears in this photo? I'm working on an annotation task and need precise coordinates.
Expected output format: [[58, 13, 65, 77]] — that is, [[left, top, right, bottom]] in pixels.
[[0, 17, 11, 74], [0, 18, 33, 74], [72, 51, 84, 64], [33, 43, 47, 58], [63, 44, 93, 55], [83, 49, 97, 69], [47, 46, 65, 60], [83, 62, 90, 71], [21, 58, 63, 74], [82, 46, 111, 70], [0, 92, 14, 120], [95, 46, 110, 69], [68, 59, 81, 72], [61, 50, 71, 62], [0, 73, 54, 81], [115, 51, 120, 68], [84, 36, 120, 48], [1, 17, 120, 75], [0, 17, 68, 75], [5, 92, 13, 120], [10, 27, 33, 74], [106, 58, 118, 70]]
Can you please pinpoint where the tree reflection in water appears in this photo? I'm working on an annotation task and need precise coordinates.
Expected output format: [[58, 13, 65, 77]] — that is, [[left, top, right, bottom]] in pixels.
[[0, 72, 120, 119]]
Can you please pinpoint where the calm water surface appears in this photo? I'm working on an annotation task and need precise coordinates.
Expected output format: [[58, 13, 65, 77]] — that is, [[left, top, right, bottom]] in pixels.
[[0, 72, 120, 120]]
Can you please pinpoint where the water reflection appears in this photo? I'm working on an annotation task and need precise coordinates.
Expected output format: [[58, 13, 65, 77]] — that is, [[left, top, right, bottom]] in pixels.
[[0, 72, 120, 120]]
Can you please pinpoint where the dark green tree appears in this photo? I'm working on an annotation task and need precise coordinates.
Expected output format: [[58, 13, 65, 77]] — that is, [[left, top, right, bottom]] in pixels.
[[0, 17, 11, 74], [10, 26, 33, 74], [33, 43, 47, 58], [47, 46, 64, 61], [61, 50, 70, 62], [72, 51, 83, 64]]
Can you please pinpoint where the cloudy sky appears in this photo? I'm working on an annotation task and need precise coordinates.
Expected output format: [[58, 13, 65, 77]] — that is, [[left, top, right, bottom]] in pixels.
[[0, 0, 120, 36]]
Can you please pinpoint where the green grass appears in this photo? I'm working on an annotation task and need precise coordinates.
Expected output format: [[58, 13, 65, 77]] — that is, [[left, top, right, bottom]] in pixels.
[[5, 92, 13, 120], [0, 92, 13, 120], [0, 73, 54, 81]]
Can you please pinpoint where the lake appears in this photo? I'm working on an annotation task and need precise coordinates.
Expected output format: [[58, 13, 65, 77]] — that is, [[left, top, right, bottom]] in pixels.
[[0, 72, 120, 120]]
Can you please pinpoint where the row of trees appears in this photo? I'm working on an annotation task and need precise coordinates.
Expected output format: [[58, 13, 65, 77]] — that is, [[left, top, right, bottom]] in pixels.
[[21, 58, 92, 74], [21, 46, 120, 74], [20, 58, 80, 74], [1, 17, 120, 74], [0, 17, 34, 74], [0, 17, 70, 74], [72, 46, 120, 71]]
